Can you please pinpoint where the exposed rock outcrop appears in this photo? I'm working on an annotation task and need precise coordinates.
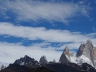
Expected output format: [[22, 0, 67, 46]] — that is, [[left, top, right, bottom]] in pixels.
[[39, 56, 48, 65], [53, 59, 56, 63], [60, 40, 96, 68], [76, 40, 95, 67], [59, 46, 70, 63], [14, 55, 40, 66], [76, 40, 93, 59], [92, 47, 96, 68]]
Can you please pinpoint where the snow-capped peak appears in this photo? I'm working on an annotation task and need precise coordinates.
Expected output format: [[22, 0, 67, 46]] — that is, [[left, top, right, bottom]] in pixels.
[[14, 55, 40, 66], [60, 40, 96, 69], [76, 55, 94, 67]]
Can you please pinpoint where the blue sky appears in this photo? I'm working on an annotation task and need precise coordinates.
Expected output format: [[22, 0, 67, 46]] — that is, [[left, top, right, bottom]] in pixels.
[[0, 0, 96, 64]]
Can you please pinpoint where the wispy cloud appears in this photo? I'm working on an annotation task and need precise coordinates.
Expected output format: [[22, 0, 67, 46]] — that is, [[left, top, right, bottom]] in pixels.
[[0, 22, 96, 47], [0, 22, 92, 43], [92, 26, 96, 31], [0, 0, 89, 24], [0, 42, 61, 64]]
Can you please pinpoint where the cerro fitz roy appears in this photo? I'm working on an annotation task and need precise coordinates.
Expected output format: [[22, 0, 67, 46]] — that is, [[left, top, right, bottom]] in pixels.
[[59, 40, 96, 68]]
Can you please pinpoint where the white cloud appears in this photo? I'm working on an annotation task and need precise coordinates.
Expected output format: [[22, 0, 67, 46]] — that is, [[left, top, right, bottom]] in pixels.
[[0, 22, 93, 43], [0, 0, 89, 23], [0, 42, 61, 64], [0, 22, 96, 47]]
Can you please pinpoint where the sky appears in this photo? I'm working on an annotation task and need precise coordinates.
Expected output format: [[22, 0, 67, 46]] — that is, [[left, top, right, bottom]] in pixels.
[[0, 0, 96, 65]]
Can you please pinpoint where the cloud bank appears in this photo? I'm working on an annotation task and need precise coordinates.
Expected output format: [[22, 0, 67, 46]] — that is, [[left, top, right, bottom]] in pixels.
[[0, 0, 89, 23], [0, 22, 94, 43], [0, 42, 61, 64]]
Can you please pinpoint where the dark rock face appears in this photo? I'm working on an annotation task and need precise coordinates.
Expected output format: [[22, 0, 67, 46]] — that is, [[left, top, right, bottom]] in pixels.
[[14, 55, 40, 66], [81, 63, 96, 72], [76, 44, 85, 57], [1, 63, 96, 72], [22, 67, 54, 72], [44, 63, 96, 72], [76, 40, 96, 67], [39, 56, 48, 65], [64, 46, 70, 56], [93, 47, 96, 68], [45, 63, 81, 72], [0, 64, 31, 72], [76, 40, 93, 58], [49, 59, 56, 64], [59, 40, 96, 68], [59, 46, 70, 63]]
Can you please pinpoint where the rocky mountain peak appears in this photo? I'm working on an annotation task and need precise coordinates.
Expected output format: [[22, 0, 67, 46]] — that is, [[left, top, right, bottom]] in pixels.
[[76, 40, 94, 58], [75, 40, 96, 67], [69, 52, 75, 57], [63, 46, 70, 56], [24, 55, 29, 59], [86, 40, 92, 44], [14, 55, 40, 66], [59, 40, 96, 68], [85, 40, 94, 48], [76, 44, 85, 57], [59, 46, 70, 63], [39, 56, 48, 64], [53, 59, 56, 63]]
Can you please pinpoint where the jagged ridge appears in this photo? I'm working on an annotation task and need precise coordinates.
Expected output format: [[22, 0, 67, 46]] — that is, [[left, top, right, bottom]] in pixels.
[[59, 40, 96, 69], [14, 55, 40, 66]]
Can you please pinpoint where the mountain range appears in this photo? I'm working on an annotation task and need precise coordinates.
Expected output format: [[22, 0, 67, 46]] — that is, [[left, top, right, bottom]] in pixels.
[[0, 40, 96, 72], [59, 40, 96, 68]]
